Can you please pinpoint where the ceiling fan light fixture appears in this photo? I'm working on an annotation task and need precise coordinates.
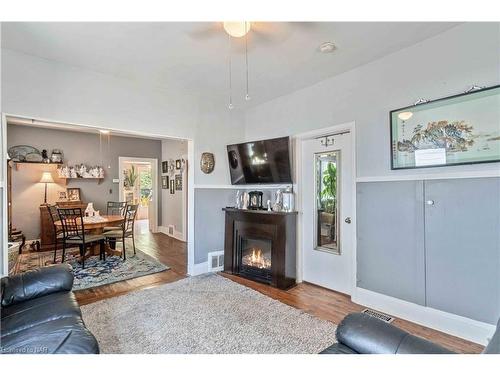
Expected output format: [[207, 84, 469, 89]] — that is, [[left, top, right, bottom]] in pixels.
[[319, 41, 336, 53], [223, 22, 251, 38]]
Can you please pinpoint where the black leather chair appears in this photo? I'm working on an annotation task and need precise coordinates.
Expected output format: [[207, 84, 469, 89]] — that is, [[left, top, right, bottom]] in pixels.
[[320, 312, 500, 354], [1, 264, 99, 354]]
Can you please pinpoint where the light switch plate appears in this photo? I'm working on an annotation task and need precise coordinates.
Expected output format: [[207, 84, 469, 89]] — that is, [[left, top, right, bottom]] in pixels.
[[112, 178, 120, 183]]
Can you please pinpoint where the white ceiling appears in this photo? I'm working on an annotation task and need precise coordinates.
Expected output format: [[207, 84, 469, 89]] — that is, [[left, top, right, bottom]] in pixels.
[[2, 22, 460, 108]]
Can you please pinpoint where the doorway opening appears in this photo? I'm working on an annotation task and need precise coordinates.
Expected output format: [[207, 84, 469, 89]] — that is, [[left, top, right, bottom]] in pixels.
[[119, 158, 156, 235]]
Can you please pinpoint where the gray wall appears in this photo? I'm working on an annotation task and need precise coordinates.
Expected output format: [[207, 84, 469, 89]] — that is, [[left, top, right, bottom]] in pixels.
[[161, 138, 188, 238], [244, 23, 500, 179], [357, 177, 500, 325], [7, 124, 162, 239]]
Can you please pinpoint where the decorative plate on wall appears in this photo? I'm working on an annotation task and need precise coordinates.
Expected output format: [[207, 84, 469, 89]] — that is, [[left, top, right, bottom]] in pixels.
[[7, 145, 41, 162]]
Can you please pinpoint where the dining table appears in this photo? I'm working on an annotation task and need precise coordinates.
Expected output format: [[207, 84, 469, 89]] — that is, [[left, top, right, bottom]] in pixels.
[[54, 215, 125, 257]]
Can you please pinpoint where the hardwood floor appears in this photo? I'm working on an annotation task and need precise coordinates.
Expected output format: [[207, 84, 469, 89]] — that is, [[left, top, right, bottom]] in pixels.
[[74, 222, 483, 354]]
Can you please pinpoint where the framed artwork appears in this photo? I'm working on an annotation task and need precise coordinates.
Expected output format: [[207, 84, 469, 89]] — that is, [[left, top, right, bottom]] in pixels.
[[162, 176, 169, 189], [169, 180, 175, 194], [390, 85, 500, 170], [162, 161, 168, 174], [175, 174, 182, 191], [66, 187, 81, 201], [175, 159, 181, 170], [58, 191, 67, 201]]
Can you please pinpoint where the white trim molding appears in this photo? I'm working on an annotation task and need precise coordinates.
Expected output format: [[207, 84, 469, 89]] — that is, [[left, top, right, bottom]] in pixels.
[[158, 226, 186, 242], [352, 287, 496, 345], [356, 169, 500, 183], [194, 184, 294, 190], [189, 261, 208, 276]]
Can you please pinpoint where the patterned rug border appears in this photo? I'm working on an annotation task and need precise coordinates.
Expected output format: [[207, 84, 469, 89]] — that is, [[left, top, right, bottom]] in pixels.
[[13, 248, 170, 291], [71, 250, 171, 291]]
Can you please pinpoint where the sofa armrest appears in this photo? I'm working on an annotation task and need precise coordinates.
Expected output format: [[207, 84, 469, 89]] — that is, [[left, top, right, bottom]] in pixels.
[[336, 313, 454, 354], [1, 264, 74, 307]]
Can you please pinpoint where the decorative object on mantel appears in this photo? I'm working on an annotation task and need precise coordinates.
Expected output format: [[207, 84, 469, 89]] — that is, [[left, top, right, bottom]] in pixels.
[[241, 191, 249, 210], [235, 190, 242, 209], [282, 186, 295, 212], [39, 172, 55, 205], [67, 187, 81, 202], [50, 149, 64, 163], [272, 189, 283, 212], [248, 191, 263, 210], [266, 199, 272, 211], [200, 152, 215, 174], [161, 176, 169, 189], [390, 85, 500, 170], [174, 174, 182, 191]]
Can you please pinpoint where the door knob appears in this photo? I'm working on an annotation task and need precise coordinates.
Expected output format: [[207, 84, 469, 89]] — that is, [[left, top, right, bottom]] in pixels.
[[344, 217, 352, 224], [426, 200, 435, 206]]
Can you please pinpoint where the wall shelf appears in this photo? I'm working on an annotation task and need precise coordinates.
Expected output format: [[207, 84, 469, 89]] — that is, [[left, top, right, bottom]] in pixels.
[[11, 161, 63, 171], [58, 177, 104, 186]]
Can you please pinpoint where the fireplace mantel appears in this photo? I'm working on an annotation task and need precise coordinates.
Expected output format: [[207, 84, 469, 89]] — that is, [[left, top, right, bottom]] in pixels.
[[223, 208, 297, 289]]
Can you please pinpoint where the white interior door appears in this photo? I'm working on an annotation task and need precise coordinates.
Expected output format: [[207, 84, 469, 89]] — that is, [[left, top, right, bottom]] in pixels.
[[301, 132, 354, 294]]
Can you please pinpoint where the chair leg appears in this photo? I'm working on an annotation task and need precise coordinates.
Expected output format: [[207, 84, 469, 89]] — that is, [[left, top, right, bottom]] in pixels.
[[122, 236, 126, 260], [132, 234, 136, 255], [79, 244, 85, 269], [53, 238, 58, 264], [101, 240, 106, 261], [62, 243, 66, 263]]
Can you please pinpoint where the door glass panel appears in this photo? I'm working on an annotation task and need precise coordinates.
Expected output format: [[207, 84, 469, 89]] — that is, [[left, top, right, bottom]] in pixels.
[[315, 151, 340, 254]]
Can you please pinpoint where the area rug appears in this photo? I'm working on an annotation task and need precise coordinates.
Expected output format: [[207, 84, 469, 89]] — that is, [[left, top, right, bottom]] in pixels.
[[12, 249, 169, 291], [80, 274, 337, 353]]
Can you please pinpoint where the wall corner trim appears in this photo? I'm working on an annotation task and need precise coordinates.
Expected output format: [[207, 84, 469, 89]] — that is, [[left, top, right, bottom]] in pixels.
[[189, 261, 209, 276], [352, 287, 496, 346]]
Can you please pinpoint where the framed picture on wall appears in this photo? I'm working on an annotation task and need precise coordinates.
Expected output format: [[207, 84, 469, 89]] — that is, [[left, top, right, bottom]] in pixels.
[[175, 174, 182, 191], [162, 161, 168, 174], [170, 180, 175, 194], [58, 191, 67, 201], [175, 159, 181, 170], [390, 85, 500, 170], [162, 176, 169, 189], [66, 187, 81, 202]]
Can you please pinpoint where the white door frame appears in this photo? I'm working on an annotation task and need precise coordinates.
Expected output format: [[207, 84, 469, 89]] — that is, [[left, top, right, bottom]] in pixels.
[[293, 121, 357, 294], [1, 113, 8, 276], [118, 156, 159, 233], [0, 113, 196, 277]]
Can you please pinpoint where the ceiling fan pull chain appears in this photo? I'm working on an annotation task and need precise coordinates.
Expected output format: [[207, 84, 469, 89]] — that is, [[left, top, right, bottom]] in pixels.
[[245, 24, 251, 101], [228, 35, 234, 110]]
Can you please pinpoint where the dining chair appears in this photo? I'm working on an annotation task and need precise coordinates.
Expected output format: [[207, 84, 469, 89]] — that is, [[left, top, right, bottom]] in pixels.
[[103, 204, 138, 260], [104, 201, 127, 232], [48, 204, 65, 264], [57, 208, 106, 268]]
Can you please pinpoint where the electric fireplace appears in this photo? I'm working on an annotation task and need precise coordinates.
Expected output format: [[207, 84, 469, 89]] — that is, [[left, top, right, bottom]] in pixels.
[[223, 208, 297, 289]]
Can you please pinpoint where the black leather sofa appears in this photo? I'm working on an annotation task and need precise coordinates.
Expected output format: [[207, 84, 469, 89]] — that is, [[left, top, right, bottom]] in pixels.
[[321, 312, 500, 354], [1, 264, 99, 354]]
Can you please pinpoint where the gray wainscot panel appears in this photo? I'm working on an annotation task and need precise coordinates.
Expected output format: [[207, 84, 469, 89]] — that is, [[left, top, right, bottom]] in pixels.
[[424, 177, 500, 324], [356, 180, 426, 305], [194, 188, 238, 264]]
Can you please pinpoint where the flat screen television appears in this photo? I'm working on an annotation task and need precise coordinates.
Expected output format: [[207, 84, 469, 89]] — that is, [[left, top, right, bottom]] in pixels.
[[227, 136, 292, 185]]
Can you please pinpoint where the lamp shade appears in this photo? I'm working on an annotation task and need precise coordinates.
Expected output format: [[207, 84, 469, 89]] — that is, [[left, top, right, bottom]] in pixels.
[[40, 171, 54, 183]]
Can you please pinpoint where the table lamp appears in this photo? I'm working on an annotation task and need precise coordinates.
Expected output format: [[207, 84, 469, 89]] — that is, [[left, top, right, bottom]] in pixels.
[[40, 171, 54, 205]]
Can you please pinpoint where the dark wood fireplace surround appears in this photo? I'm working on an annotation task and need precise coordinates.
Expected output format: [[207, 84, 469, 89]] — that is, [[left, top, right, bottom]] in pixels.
[[223, 208, 297, 289]]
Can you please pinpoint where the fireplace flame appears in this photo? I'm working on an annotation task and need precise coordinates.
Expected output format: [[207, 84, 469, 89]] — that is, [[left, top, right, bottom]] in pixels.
[[243, 247, 271, 269]]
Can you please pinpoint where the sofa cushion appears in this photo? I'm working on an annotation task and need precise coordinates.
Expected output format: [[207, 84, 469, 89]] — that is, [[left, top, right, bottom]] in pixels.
[[0, 316, 99, 354], [1, 291, 82, 337]]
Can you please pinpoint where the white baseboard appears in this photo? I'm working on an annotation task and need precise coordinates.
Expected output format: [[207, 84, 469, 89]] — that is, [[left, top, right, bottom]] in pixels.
[[158, 226, 186, 242], [189, 261, 208, 276], [352, 287, 496, 346]]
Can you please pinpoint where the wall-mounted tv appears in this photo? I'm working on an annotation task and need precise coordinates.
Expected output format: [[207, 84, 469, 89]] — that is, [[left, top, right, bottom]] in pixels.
[[227, 136, 293, 185]]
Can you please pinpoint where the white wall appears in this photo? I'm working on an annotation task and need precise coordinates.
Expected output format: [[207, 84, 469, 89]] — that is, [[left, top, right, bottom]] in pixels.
[[161, 138, 188, 239], [0, 48, 245, 186], [244, 23, 500, 178]]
